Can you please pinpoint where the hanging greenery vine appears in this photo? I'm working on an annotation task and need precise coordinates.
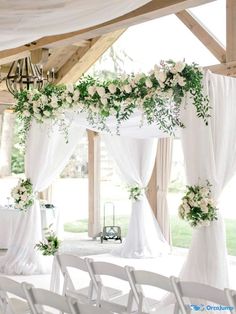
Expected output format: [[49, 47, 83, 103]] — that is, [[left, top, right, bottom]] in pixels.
[[12, 60, 210, 142]]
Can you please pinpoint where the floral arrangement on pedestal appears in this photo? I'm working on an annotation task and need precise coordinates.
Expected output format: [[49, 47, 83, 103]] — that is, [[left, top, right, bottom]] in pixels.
[[128, 185, 146, 201], [11, 178, 34, 211], [13, 60, 210, 142], [35, 224, 60, 256], [178, 181, 218, 227]]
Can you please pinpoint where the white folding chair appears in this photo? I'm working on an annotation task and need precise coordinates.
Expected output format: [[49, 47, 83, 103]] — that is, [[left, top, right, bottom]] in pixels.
[[86, 260, 135, 314], [56, 253, 96, 304], [22, 283, 73, 314], [224, 289, 236, 314], [125, 268, 175, 314], [0, 276, 31, 314], [171, 277, 234, 314]]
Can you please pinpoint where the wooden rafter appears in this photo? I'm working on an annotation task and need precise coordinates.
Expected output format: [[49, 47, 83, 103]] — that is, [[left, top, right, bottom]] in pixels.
[[176, 10, 226, 63], [205, 61, 236, 76], [55, 29, 126, 84], [0, 0, 215, 64]]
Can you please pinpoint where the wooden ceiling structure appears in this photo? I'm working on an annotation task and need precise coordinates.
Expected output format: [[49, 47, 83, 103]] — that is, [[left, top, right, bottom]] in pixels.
[[0, 0, 235, 105]]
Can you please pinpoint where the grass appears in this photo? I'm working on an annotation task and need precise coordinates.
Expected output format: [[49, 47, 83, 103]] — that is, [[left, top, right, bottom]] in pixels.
[[64, 215, 236, 256]]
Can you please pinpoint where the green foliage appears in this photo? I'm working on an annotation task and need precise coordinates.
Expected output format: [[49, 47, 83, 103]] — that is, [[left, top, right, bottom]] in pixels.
[[35, 224, 60, 256]]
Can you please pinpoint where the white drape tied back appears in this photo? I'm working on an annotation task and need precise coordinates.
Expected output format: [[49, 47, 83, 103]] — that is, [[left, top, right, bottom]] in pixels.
[[179, 70, 236, 289], [0, 120, 85, 275], [103, 135, 169, 258]]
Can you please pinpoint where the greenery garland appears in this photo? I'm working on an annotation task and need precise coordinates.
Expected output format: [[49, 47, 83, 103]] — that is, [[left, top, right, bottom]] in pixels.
[[13, 60, 210, 142]]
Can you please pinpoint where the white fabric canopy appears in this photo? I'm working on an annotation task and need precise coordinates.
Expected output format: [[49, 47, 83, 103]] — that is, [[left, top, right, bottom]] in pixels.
[[0, 0, 150, 51], [103, 135, 169, 258], [179, 71, 236, 289], [70, 110, 170, 139], [0, 120, 84, 274]]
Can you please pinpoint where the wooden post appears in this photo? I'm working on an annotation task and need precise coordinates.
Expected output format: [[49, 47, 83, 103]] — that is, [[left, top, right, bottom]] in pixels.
[[0, 110, 15, 177], [87, 130, 101, 238], [147, 144, 158, 217]]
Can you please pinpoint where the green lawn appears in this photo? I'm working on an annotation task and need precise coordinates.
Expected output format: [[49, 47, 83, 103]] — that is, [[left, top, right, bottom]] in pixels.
[[64, 215, 236, 256]]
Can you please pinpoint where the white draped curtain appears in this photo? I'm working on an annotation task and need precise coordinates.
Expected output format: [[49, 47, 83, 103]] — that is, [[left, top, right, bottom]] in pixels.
[[0, 120, 85, 274], [103, 135, 169, 258], [179, 71, 236, 288]]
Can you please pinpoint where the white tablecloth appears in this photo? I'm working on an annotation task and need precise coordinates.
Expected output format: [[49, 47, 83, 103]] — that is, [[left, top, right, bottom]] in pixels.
[[0, 206, 59, 249]]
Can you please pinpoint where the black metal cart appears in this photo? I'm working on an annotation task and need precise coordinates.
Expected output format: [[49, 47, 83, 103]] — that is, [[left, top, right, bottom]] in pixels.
[[100, 202, 122, 243]]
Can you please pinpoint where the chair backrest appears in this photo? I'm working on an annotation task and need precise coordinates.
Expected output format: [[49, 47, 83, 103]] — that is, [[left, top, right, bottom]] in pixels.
[[56, 254, 95, 295], [224, 289, 236, 314], [125, 268, 173, 313], [69, 298, 113, 314], [0, 276, 31, 314], [86, 259, 133, 311], [22, 283, 73, 314], [171, 277, 234, 314]]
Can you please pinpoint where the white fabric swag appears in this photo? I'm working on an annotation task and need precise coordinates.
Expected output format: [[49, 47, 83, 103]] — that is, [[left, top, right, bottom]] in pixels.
[[0, 121, 84, 274], [102, 135, 169, 258], [179, 71, 236, 289], [0, 0, 150, 51]]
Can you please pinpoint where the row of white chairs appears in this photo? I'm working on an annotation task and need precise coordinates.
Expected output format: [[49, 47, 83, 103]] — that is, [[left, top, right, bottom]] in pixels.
[[55, 253, 236, 314], [0, 276, 113, 314]]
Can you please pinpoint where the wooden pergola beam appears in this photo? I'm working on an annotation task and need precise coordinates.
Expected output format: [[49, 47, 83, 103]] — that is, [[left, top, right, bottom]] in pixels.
[[176, 10, 226, 63], [226, 0, 236, 62], [0, 0, 215, 64], [205, 61, 236, 76], [55, 29, 126, 84]]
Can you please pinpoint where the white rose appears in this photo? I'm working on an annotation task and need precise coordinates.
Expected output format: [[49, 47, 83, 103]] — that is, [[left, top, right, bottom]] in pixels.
[[108, 84, 117, 94], [176, 74, 186, 87], [156, 71, 167, 83], [183, 203, 190, 213], [23, 110, 31, 117], [40, 95, 48, 104], [175, 61, 186, 73], [100, 97, 108, 105], [73, 90, 80, 101], [21, 194, 28, 201], [66, 96, 73, 104], [34, 113, 43, 120], [88, 86, 96, 96], [145, 78, 153, 88], [96, 86, 106, 97], [124, 84, 132, 93], [43, 110, 51, 117], [134, 73, 143, 83], [66, 84, 74, 94]]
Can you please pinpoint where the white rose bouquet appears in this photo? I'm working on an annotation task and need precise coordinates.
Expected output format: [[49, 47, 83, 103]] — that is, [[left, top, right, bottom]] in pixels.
[[11, 178, 34, 211], [178, 181, 218, 227]]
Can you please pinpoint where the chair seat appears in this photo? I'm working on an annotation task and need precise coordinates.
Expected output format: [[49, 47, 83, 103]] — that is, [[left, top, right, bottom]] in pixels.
[[147, 304, 175, 314], [8, 298, 30, 314], [66, 286, 122, 303]]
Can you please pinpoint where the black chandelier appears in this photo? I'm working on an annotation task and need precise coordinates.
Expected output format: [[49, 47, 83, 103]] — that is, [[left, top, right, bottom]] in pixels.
[[6, 57, 54, 96]]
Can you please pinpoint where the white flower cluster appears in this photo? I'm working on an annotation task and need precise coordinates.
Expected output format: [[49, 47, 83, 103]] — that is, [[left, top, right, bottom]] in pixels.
[[178, 182, 218, 228], [11, 179, 34, 211], [14, 60, 208, 143], [128, 185, 146, 201]]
